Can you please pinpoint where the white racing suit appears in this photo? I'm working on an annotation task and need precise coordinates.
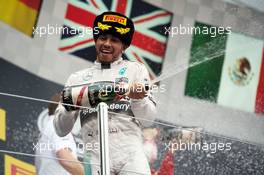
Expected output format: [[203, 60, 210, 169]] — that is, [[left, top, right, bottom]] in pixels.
[[54, 57, 157, 175]]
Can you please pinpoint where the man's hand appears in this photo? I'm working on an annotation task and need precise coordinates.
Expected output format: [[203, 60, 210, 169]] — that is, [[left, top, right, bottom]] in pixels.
[[57, 148, 84, 175], [127, 83, 148, 99], [61, 87, 77, 111]]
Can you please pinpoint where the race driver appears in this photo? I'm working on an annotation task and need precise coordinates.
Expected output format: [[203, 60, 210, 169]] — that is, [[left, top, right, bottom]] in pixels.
[[54, 11, 157, 175]]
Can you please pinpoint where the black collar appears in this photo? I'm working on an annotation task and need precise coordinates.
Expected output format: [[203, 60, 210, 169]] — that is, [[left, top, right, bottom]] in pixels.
[[101, 62, 111, 69], [94, 57, 123, 69]]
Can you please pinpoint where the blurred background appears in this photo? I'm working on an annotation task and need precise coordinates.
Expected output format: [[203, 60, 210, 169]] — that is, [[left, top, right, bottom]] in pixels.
[[0, 0, 263, 174]]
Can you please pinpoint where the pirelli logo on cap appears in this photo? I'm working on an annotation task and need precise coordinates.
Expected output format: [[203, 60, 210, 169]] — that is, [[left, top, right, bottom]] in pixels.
[[103, 15, 127, 26]]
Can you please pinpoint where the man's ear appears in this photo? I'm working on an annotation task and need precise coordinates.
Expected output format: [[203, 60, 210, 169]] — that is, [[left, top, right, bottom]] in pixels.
[[123, 45, 129, 51]]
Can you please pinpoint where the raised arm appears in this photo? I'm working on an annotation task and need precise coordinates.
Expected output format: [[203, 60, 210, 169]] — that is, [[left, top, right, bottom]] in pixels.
[[54, 74, 80, 137], [129, 63, 157, 127]]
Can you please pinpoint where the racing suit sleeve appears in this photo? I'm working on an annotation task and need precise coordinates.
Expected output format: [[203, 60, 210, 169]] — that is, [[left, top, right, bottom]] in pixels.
[[131, 63, 157, 127], [54, 74, 80, 137]]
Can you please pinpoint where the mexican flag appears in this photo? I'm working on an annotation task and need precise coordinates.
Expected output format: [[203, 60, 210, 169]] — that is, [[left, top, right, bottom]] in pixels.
[[185, 22, 264, 115]]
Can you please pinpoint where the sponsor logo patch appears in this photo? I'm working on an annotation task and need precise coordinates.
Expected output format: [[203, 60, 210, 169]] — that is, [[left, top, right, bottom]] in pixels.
[[115, 27, 130, 34], [118, 67, 127, 76], [103, 15, 127, 25], [115, 77, 129, 84], [97, 22, 112, 31], [82, 71, 93, 81]]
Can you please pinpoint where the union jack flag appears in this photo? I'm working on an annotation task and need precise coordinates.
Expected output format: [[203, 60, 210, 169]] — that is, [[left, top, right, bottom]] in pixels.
[[59, 0, 173, 78]]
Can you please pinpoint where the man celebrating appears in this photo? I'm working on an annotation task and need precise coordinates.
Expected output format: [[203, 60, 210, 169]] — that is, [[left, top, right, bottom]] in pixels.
[[54, 11, 157, 175]]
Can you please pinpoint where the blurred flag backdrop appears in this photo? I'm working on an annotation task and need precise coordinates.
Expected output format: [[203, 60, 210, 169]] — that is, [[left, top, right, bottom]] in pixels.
[[0, 0, 42, 36], [59, 0, 173, 78], [185, 22, 264, 115]]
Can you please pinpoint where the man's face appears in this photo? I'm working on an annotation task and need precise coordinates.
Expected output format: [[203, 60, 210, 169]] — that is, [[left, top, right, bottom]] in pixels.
[[95, 34, 126, 63]]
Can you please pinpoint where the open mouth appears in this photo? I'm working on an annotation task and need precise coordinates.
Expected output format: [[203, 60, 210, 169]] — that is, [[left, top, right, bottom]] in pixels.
[[100, 49, 112, 55]]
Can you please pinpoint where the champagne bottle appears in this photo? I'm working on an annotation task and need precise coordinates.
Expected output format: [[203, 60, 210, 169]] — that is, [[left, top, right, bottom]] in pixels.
[[61, 81, 128, 110]]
